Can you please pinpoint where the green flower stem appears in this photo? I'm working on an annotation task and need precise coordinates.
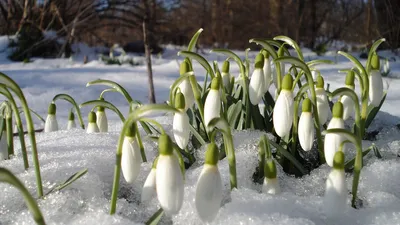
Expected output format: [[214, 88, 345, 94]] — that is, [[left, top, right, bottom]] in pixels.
[[323, 128, 362, 208], [0, 85, 28, 169], [0, 72, 43, 197], [291, 84, 310, 158], [135, 122, 147, 162], [99, 88, 118, 99], [86, 79, 134, 104], [0, 167, 46, 225], [52, 94, 85, 129], [80, 99, 125, 122], [109, 104, 179, 214], [6, 114, 14, 156]]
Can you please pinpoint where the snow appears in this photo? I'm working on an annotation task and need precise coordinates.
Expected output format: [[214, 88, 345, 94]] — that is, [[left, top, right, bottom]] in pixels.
[[1, 37, 400, 224]]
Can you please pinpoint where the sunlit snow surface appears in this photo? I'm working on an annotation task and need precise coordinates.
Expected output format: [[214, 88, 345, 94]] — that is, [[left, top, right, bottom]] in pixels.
[[1, 36, 400, 224]]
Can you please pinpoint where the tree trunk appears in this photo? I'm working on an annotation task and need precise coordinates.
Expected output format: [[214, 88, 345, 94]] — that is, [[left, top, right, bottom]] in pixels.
[[143, 0, 156, 104]]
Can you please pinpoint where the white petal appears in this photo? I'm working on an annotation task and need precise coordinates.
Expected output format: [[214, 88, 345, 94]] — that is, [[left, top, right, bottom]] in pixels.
[[204, 89, 221, 126], [195, 165, 223, 222], [121, 137, 142, 184], [298, 112, 314, 151], [0, 135, 8, 160], [44, 114, 58, 132], [324, 169, 347, 217], [369, 70, 384, 107], [316, 88, 330, 125], [156, 154, 184, 215], [311, 71, 318, 80], [67, 120, 76, 130], [340, 95, 354, 120], [221, 72, 230, 89], [262, 177, 281, 195], [324, 118, 345, 167], [86, 122, 99, 133], [178, 78, 195, 110], [173, 112, 190, 149], [141, 168, 157, 202], [273, 90, 294, 137], [263, 58, 272, 93], [249, 69, 265, 105], [96, 111, 108, 132]]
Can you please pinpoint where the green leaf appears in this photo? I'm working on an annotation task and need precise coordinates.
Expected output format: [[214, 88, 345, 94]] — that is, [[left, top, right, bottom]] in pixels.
[[211, 49, 246, 77], [366, 38, 386, 73], [145, 208, 164, 225], [227, 100, 242, 128], [274, 56, 311, 75], [18, 107, 45, 123], [0, 167, 46, 225], [52, 168, 88, 192], [178, 51, 214, 78], [53, 93, 85, 129], [307, 59, 334, 67], [248, 39, 278, 59], [365, 92, 387, 129], [268, 141, 307, 175], [187, 28, 204, 52], [189, 123, 206, 146], [86, 79, 135, 104], [168, 71, 194, 106], [345, 148, 372, 170], [80, 99, 125, 122], [274, 36, 304, 60]]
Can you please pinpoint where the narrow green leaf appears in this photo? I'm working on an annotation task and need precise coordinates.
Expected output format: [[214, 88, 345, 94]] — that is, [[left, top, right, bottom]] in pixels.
[[53, 93, 85, 129], [307, 59, 334, 67], [178, 51, 214, 78], [189, 123, 206, 146], [274, 36, 304, 60], [248, 39, 278, 59], [53, 168, 88, 192], [187, 28, 204, 52], [18, 107, 45, 123], [365, 92, 387, 129], [268, 141, 307, 175], [145, 208, 164, 225], [227, 100, 242, 128]]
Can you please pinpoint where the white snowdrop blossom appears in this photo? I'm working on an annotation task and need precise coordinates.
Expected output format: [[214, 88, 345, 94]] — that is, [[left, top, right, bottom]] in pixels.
[[204, 78, 221, 126], [315, 76, 330, 125], [249, 53, 265, 105], [324, 102, 345, 167], [121, 133, 141, 184], [96, 107, 108, 132], [44, 103, 58, 132], [263, 54, 272, 93], [178, 61, 195, 110], [173, 92, 190, 149], [221, 60, 231, 89], [298, 98, 314, 151], [273, 74, 294, 138], [262, 159, 280, 195], [86, 111, 99, 133], [141, 167, 157, 202], [369, 53, 384, 107]]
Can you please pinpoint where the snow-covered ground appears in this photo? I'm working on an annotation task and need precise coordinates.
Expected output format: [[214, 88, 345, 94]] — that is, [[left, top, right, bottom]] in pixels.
[[1, 36, 400, 225]]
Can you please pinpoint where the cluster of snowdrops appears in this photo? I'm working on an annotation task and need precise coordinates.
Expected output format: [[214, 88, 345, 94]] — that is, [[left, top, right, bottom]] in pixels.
[[0, 29, 388, 224]]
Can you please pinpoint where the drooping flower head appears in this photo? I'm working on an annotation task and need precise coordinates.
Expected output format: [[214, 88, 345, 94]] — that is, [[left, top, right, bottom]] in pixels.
[[67, 110, 76, 130], [173, 92, 190, 149], [221, 60, 231, 90], [86, 111, 99, 133], [369, 53, 384, 107], [96, 98, 108, 132], [315, 75, 330, 125], [262, 51, 272, 94], [298, 98, 314, 151], [341, 71, 355, 120], [156, 134, 184, 215], [262, 159, 280, 194], [44, 102, 59, 132], [141, 157, 158, 203], [121, 124, 141, 184], [195, 142, 223, 222], [178, 60, 195, 110], [204, 77, 221, 126], [324, 102, 345, 167], [273, 74, 294, 138], [324, 151, 347, 217], [249, 53, 265, 105]]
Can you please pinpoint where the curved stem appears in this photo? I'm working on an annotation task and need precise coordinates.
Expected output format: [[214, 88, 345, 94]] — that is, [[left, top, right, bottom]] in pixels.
[[99, 88, 118, 99], [81, 99, 125, 122], [52, 93, 85, 129]]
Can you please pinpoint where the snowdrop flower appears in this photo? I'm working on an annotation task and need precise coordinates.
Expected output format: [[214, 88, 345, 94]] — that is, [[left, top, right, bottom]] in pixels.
[[263, 52, 272, 93], [262, 159, 281, 194], [178, 60, 195, 110], [249, 53, 265, 105], [0, 122, 7, 160], [298, 98, 314, 151], [273, 74, 294, 138], [324, 151, 347, 217], [221, 60, 231, 90], [86, 111, 99, 133], [382, 58, 390, 75], [324, 102, 345, 167], [44, 102, 58, 132], [96, 99, 108, 132], [204, 77, 221, 126], [141, 158, 158, 202], [67, 111, 76, 130], [173, 92, 190, 149], [340, 71, 355, 120], [195, 143, 222, 222], [121, 125, 141, 184], [369, 53, 384, 107], [315, 76, 330, 125], [156, 134, 184, 215], [311, 70, 318, 80]]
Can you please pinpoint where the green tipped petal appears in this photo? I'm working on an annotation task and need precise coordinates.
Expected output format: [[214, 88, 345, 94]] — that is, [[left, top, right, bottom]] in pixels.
[[254, 53, 264, 69], [175, 92, 186, 110], [222, 60, 230, 73], [204, 142, 219, 165], [125, 124, 137, 137], [152, 156, 159, 169], [98, 97, 105, 112], [262, 50, 269, 59], [302, 98, 312, 112], [371, 53, 380, 70], [282, 74, 293, 90], [48, 103, 56, 115], [158, 134, 173, 155], [68, 111, 75, 120], [211, 77, 220, 90], [332, 102, 344, 118], [180, 60, 191, 75], [316, 75, 324, 88], [264, 159, 277, 179], [345, 71, 355, 86], [333, 151, 345, 170], [88, 111, 97, 123]]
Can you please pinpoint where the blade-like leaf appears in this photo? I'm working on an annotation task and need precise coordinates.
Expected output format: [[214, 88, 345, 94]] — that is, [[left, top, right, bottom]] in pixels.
[[307, 59, 334, 67], [145, 208, 164, 225], [274, 36, 304, 60], [53, 168, 88, 192], [269, 141, 307, 175], [80, 99, 125, 122], [365, 92, 387, 129], [187, 28, 204, 52], [86, 79, 135, 104], [178, 51, 214, 78], [53, 93, 85, 129]]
